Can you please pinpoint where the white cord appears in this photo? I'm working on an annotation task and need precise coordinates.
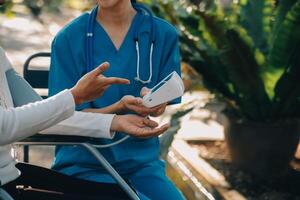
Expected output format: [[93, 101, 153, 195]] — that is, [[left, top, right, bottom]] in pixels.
[[92, 115, 151, 148], [93, 135, 130, 148]]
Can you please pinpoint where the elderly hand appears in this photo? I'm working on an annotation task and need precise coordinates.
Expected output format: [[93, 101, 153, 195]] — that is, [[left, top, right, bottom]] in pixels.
[[111, 115, 169, 138], [70, 62, 129, 105]]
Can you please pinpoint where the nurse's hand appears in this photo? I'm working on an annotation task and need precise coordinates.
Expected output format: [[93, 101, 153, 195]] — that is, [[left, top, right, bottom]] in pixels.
[[140, 87, 168, 117], [70, 62, 130, 105], [118, 95, 153, 117], [118, 87, 168, 117], [111, 115, 169, 138]]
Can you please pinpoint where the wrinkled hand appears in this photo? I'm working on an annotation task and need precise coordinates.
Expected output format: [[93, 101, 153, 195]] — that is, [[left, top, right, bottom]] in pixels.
[[111, 115, 169, 138], [70, 62, 130, 105], [140, 87, 167, 117]]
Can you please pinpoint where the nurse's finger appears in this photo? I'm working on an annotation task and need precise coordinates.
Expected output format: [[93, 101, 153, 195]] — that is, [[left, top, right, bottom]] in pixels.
[[128, 105, 152, 115], [91, 62, 110, 76], [140, 87, 150, 97], [126, 97, 143, 105], [102, 77, 130, 85]]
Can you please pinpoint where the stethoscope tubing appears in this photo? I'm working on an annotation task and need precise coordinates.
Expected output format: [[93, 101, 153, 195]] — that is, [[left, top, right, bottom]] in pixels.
[[86, 3, 155, 84], [85, 4, 156, 147]]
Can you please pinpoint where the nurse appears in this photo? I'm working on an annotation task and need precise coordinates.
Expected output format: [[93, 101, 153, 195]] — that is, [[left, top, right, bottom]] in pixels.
[[49, 0, 184, 199]]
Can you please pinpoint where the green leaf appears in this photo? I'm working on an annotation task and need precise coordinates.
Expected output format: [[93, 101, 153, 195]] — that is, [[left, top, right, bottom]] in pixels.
[[269, 0, 300, 69], [239, 0, 275, 53], [272, 0, 297, 36], [179, 33, 235, 100], [183, 12, 270, 120], [262, 0, 300, 106], [218, 29, 271, 120], [273, 37, 300, 118]]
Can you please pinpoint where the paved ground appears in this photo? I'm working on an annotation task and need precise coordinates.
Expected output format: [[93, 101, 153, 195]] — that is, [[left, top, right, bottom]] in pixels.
[[0, 6, 80, 73], [1, 7, 80, 167]]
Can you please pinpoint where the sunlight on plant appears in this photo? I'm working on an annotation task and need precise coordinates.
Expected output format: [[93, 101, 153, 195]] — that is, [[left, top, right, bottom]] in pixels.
[[150, 0, 300, 121]]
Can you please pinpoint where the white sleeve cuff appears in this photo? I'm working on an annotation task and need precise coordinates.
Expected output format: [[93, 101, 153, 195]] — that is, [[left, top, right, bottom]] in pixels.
[[101, 114, 116, 139], [41, 112, 116, 139], [64, 89, 76, 113]]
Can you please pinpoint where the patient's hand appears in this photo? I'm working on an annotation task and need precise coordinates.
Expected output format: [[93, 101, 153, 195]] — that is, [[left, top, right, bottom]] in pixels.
[[111, 115, 169, 138], [70, 62, 130, 105]]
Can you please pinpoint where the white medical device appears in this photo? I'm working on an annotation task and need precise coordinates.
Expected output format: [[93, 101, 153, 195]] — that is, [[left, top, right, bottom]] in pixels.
[[92, 71, 184, 149], [143, 71, 185, 108]]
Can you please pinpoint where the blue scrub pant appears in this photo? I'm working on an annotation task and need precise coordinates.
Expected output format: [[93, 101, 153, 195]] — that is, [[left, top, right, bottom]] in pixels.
[[76, 160, 185, 200]]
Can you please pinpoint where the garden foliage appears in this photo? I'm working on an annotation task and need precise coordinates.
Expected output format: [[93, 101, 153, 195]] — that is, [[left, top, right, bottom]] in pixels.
[[148, 0, 300, 122]]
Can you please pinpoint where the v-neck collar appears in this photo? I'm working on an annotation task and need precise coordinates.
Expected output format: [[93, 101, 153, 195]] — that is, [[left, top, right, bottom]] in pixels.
[[95, 12, 140, 53]]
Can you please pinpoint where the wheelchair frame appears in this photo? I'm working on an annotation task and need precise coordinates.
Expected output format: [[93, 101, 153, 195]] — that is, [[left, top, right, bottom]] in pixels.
[[15, 52, 140, 200]]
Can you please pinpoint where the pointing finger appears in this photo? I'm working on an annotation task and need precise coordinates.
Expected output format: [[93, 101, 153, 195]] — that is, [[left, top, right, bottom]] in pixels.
[[102, 77, 130, 85], [91, 62, 110, 76]]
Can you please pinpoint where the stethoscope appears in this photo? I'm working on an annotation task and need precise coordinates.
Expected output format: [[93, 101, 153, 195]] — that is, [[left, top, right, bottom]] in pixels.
[[86, 3, 156, 148], [86, 3, 156, 84]]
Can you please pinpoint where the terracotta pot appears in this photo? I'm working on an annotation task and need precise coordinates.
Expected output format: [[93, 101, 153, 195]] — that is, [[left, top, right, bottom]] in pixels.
[[224, 117, 300, 178]]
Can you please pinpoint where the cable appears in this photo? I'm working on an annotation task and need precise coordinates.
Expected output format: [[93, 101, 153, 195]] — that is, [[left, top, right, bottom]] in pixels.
[[93, 135, 130, 148], [93, 116, 151, 148]]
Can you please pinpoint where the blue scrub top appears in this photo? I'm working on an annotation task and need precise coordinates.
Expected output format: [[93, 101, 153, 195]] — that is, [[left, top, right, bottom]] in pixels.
[[49, 9, 181, 175]]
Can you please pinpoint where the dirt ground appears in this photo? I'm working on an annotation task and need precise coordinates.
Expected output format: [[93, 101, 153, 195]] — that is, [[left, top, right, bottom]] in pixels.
[[190, 141, 300, 200]]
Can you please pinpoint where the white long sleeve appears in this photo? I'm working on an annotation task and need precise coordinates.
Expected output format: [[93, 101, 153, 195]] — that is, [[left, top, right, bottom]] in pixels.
[[0, 47, 115, 186], [2, 47, 115, 141], [41, 111, 115, 139], [0, 90, 75, 145]]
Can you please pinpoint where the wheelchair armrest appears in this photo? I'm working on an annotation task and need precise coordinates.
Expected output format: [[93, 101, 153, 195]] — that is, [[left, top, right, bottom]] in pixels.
[[16, 134, 102, 145], [15, 134, 141, 200]]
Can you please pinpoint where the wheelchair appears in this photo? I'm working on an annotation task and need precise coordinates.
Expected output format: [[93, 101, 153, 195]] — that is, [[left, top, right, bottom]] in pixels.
[[1, 52, 140, 200]]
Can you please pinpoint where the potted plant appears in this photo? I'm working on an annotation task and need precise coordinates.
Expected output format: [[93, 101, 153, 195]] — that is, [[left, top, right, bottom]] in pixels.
[[150, 0, 300, 177]]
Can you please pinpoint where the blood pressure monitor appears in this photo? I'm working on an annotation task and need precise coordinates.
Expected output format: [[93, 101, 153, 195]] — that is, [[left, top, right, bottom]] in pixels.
[[79, 71, 184, 149], [142, 71, 185, 108]]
